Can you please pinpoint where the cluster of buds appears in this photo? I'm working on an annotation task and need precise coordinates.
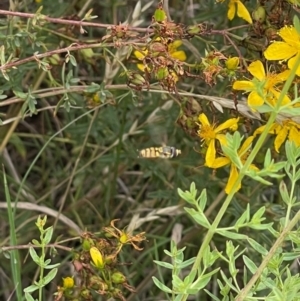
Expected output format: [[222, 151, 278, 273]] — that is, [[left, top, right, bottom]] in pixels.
[[54, 219, 146, 301], [128, 2, 187, 92]]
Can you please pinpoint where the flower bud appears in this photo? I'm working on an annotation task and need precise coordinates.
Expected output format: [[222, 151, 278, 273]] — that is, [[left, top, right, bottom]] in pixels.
[[111, 271, 126, 284], [252, 6, 266, 22], [62, 277, 74, 289], [186, 25, 200, 36], [225, 57, 239, 71]]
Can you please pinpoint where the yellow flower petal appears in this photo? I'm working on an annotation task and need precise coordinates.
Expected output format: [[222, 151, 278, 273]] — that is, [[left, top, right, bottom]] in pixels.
[[289, 126, 300, 146], [198, 113, 210, 126], [225, 165, 240, 194], [264, 42, 297, 61], [215, 118, 239, 133], [205, 139, 217, 167], [248, 91, 264, 107], [233, 80, 254, 91], [271, 90, 291, 105], [170, 40, 183, 48], [287, 53, 300, 76], [137, 63, 147, 71], [90, 247, 104, 269], [239, 136, 254, 155], [227, 0, 236, 20], [254, 123, 279, 136], [274, 126, 288, 152], [276, 69, 291, 81], [216, 134, 228, 146], [210, 157, 230, 168], [170, 50, 187, 61], [248, 60, 265, 80], [279, 26, 300, 48], [236, 0, 252, 24], [134, 50, 146, 60]]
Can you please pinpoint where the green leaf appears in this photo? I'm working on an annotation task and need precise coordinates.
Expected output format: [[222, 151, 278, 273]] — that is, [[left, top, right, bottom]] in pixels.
[[247, 238, 268, 255], [243, 255, 258, 274], [197, 189, 207, 211], [152, 277, 173, 293], [251, 206, 266, 222], [41, 268, 58, 286], [24, 284, 39, 293], [190, 268, 220, 291], [29, 247, 40, 265], [43, 226, 53, 245], [44, 263, 60, 269], [184, 208, 210, 228], [234, 204, 250, 230], [279, 181, 290, 205], [177, 257, 196, 269], [24, 292, 36, 301], [31, 239, 41, 246], [153, 260, 174, 269], [216, 230, 248, 240], [204, 289, 221, 301]]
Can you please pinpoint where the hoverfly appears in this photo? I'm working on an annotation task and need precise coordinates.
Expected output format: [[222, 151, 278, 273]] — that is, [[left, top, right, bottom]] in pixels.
[[138, 100, 182, 159], [138, 146, 181, 159]]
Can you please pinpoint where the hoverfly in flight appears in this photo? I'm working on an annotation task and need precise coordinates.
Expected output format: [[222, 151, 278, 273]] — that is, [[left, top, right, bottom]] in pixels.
[[138, 146, 181, 159], [138, 100, 181, 159]]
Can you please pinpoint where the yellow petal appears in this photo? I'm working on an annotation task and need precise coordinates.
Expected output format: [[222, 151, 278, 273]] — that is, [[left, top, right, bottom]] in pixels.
[[254, 123, 279, 136], [137, 63, 147, 71], [215, 118, 239, 133], [248, 60, 265, 80], [170, 50, 187, 61], [216, 134, 228, 146], [227, 0, 236, 20], [210, 156, 230, 168], [264, 42, 297, 61], [287, 53, 300, 76], [225, 165, 241, 194], [271, 89, 291, 106], [90, 247, 104, 269], [274, 126, 288, 152], [276, 69, 291, 81], [239, 136, 254, 155], [205, 139, 217, 167], [253, 125, 266, 136], [134, 50, 146, 60], [248, 91, 264, 107], [233, 80, 254, 91], [170, 40, 183, 48], [278, 26, 300, 48], [288, 125, 300, 146], [236, 0, 252, 24], [198, 113, 210, 126]]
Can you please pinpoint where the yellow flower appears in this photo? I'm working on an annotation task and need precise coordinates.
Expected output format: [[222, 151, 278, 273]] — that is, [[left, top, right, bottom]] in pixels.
[[218, 0, 252, 24], [197, 113, 239, 167], [254, 120, 300, 152], [233, 60, 291, 108], [90, 247, 105, 269], [103, 219, 146, 254], [134, 40, 186, 71], [167, 40, 187, 61], [225, 57, 239, 71], [62, 277, 74, 289], [210, 136, 256, 194], [264, 26, 300, 76]]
